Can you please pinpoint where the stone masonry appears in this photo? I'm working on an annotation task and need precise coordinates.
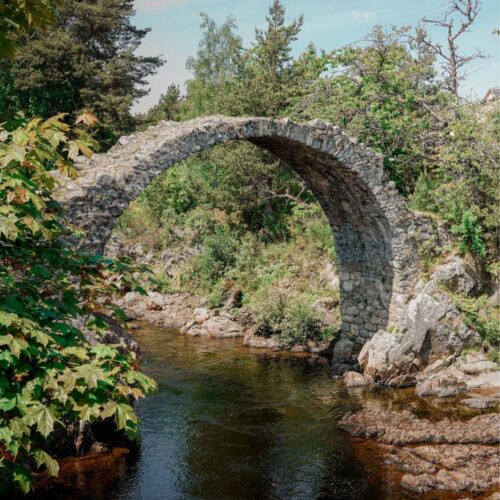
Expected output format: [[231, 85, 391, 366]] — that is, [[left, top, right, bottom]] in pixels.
[[55, 116, 426, 344]]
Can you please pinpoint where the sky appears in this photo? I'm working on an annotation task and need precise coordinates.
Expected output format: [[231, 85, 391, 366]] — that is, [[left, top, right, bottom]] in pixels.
[[131, 0, 500, 113]]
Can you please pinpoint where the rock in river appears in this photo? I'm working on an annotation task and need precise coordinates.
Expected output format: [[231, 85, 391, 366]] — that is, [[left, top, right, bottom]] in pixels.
[[338, 409, 500, 495]]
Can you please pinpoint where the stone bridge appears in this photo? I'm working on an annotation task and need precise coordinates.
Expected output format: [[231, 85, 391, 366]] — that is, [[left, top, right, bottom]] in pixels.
[[56, 116, 425, 345]]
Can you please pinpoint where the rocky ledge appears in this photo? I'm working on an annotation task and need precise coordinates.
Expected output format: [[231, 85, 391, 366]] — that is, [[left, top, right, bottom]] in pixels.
[[342, 350, 500, 402], [339, 409, 500, 495], [333, 255, 499, 391]]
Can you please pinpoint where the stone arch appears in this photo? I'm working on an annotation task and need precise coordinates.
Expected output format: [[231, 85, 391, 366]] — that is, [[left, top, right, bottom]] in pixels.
[[56, 116, 422, 345]]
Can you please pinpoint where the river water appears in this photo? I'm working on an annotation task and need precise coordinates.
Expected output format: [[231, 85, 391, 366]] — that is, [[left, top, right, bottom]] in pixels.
[[34, 324, 471, 500]]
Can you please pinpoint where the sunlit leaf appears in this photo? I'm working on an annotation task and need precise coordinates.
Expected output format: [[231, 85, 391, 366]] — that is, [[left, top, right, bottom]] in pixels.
[[33, 450, 60, 477], [2, 144, 25, 166], [24, 405, 56, 438], [76, 111, 99, 128]]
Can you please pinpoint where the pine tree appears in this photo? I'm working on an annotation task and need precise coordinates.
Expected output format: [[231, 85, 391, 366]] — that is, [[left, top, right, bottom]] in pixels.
[[248, 0, 303, 116], [0, 0, 163, 147], [139, 84, 181, 127]]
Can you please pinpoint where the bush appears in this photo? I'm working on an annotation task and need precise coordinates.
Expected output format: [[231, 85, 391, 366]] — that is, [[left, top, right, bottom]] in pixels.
[[452, 294, 500, 347], [116, 200, 163, 250], [451, 210, 486, 258], [188, 228, 239, 286], [254, 291, 325, 345]]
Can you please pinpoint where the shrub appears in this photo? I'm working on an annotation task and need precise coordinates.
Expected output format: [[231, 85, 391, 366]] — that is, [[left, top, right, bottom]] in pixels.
[[188, 228, 239, 285], [452, 294, 499, 347], [115, 200, 162, 249], [150, 269, 175, 294], [451, 210, 486, 258], [254, 292, 324, 345]]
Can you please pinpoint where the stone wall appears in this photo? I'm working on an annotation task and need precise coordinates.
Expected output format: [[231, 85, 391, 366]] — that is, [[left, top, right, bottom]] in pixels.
[[55, 116, 427, 345]]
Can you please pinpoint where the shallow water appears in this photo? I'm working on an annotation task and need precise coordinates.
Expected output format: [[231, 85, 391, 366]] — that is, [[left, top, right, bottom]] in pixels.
[[32, 325, 485, 500]]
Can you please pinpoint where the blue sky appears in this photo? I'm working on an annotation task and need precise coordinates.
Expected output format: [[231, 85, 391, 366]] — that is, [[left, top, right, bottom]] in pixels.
[[132, 0, 500, 113]]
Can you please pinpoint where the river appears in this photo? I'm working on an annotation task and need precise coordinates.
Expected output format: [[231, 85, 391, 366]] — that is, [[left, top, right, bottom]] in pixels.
[[33, 324, 470, 500]]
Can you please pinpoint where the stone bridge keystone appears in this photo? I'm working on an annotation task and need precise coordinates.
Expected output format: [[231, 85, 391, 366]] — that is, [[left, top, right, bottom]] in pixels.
[[56, 116, 424, 345]]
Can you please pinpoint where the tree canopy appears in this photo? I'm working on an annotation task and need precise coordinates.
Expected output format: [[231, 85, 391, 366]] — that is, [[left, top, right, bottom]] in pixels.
[[0, 0, 163, 147]]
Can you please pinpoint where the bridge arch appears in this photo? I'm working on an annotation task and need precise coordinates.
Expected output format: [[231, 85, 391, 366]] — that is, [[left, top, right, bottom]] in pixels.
[[56, 116, 422, 345]]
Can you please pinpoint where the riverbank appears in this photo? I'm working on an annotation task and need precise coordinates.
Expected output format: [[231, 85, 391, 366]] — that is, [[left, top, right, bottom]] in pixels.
[[117, 290, 335, 354], [117, 287, 500, 403]]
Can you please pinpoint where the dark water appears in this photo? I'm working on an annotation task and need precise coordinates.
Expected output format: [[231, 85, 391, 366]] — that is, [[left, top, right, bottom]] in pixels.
[[115, 326, 376, 500], [34, 325, 476, 500]]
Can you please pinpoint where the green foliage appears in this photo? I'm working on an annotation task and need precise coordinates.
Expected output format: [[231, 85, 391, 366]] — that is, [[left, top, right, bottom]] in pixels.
[[188, 228, 239, 286], [137, 84, 181, 129], [150, 270, 176, 294], [138, 141, 307, 242], [186, 13, 243, 86], [253, 292, 328, 345], [452, 294, 500, 347], [244, 0, 304, 116], [0, 0, 163, 147], [179, 13, 243, 118], [291, 25, 442, 193], [0, 115, 156, 493], [175, 0, 308, 119], [451, 210, 486, 258], [0, 0, 62, 58]]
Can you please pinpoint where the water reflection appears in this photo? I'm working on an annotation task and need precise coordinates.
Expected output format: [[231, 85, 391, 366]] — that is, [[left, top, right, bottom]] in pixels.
[[32, 325, 468, 500], [112, 326, 379, 499]]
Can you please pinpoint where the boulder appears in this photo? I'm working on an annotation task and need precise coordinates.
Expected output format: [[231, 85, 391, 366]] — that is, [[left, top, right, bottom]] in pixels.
[[242, 334, 282, 349], [331, 338, 358, 375], [146, 291, 165, 310], [223, 288, 243, 311], [422, 356, 454, 374], [75, 313, 140, 356], [357, 287, 480, 385], [466, 371, 500, 390], [194, 307, 210, 324], [199, 315, 245, 338], [415, 373, 467, 397], [344, 371, 371, 387], [395, 290, 478, 362], [121, 291, 148, 315], [312, 297, 339, 312], [332, 338, 357, 363], [459, 360, 498, 374], [430, 256, 479, 295], [358, 330, 398, 380]]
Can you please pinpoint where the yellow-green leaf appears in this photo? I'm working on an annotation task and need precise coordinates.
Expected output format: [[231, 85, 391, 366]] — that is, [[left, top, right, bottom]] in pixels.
[[33, 450, 59, 477], [76, 111, 99, 128]]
